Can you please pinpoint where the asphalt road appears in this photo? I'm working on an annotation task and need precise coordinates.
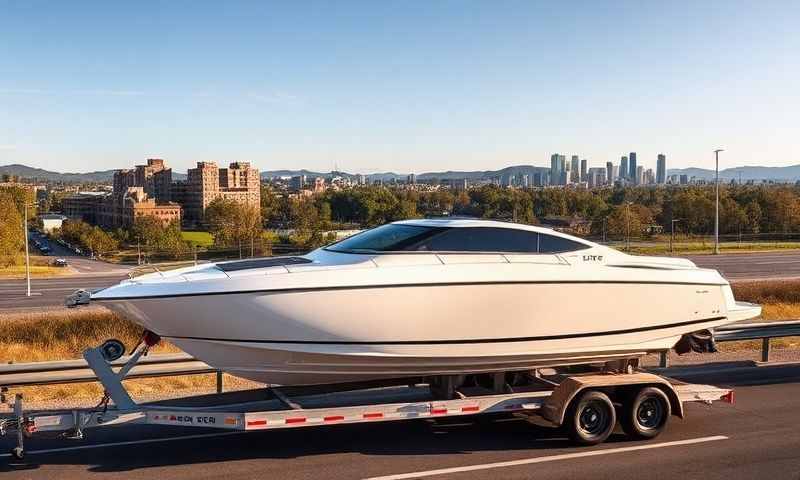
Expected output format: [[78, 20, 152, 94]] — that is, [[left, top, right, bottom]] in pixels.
[[0, 233, 132, 310], [1, 362, 798, 479], [0, 275, 127, 310], [686, 251, 800, 280]]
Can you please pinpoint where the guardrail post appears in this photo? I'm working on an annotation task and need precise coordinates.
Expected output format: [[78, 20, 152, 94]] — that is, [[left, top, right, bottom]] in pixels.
[[216, 370, 223, 393], [761, 338, 770, 362], [659, 350, 669, 368]]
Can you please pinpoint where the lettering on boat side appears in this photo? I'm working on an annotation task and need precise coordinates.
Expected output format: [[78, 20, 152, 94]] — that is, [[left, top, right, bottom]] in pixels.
[[582, 255, 603, 262]]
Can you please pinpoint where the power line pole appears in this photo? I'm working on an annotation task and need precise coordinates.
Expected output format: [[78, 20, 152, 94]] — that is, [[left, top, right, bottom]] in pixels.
[[714, 149, 724, 255]]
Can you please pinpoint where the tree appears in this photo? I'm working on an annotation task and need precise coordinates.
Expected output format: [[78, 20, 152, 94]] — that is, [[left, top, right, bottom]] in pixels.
[[0, 192, 24, 266], [606, 204, 644, 240], [132, 216, 186, 259], [206, 198, 263, 253], [260, 185, 281, 226], [83, 226, 118, 257]]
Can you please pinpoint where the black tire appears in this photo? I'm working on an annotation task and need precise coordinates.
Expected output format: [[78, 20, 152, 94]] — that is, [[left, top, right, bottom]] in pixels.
[[100, 339, 126, 362], [620, 387, 671, 440], [566, 390, 616, 446]]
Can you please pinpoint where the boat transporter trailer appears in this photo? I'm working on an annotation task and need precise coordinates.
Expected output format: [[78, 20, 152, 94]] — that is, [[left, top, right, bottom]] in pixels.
[[1, 338, 734, 460]]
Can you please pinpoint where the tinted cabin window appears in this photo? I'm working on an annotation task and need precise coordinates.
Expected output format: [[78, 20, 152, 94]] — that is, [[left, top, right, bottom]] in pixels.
[[415, 227, 540, 253], [327, 224, 446, 252], [538, 233, 589, 253]]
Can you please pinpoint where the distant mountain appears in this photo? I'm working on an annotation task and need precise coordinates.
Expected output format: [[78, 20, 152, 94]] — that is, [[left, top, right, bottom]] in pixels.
[[667, 165, 800, 181], [0, 163, 186, 183], [418, 165, 550, 181], [0, 164, 118, 183], [261, 165, 550, 182]]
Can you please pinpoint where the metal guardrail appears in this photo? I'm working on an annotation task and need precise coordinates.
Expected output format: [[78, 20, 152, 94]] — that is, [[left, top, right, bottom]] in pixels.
[[0, 352, 219, 393], [2, 321, 800, 391], [657, 320, 800, 367]]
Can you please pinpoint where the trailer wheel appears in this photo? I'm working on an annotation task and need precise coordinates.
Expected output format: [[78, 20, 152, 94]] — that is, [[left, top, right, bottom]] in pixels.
[[11, 447, 24, 460], [566, 390, 616, 446], [100, 339, 126, 362], [620, 387, 671, 440]]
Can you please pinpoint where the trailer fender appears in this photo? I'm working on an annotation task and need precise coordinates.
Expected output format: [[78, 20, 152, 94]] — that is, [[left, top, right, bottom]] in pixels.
[[541, 373, 683, 426]]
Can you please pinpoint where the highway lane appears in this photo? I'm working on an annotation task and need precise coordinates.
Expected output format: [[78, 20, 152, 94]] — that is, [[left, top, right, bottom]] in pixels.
[[1, 362, 799, 479], [686, 251, 800, 280], [0, 275, 126, 309]]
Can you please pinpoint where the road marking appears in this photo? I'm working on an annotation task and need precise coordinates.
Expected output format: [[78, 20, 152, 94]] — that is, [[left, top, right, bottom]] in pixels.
[[0, 431, 248, 458], [363, 435, 729, 480]]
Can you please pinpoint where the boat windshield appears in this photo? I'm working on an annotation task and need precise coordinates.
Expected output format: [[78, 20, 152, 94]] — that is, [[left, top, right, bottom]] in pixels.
[[326, 224, 446, 253]]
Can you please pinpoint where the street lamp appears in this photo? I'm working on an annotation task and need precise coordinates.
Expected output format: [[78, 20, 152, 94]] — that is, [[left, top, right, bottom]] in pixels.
[[714, 149, 724, 255], [625, 202, 632, 251], [23, 203, 35, 297], [670, 218, 681, 255]]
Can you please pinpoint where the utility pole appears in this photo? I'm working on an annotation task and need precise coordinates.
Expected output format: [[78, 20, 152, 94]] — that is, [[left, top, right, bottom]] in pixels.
[[23, 203, 31, 297], [714, 149, 724, 255]]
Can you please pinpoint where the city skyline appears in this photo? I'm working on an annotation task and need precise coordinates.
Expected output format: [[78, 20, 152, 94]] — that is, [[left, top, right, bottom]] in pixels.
[[2, 2, 798, 174]]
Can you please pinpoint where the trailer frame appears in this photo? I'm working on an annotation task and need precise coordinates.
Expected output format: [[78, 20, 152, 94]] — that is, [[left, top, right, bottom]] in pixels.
[[1, 341, 735, 460]]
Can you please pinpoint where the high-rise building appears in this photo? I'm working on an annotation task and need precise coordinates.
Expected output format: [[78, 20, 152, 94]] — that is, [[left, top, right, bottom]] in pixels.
[[580, 159, 587, 182], [570, 156, 580, 183], [587, 167, 607, 188], [635, 165, 644, 185], [550, 154, 566, 185], [550, 154, 560, 186], [177, 161, 261, 225], [629, 152, 637, 181], [679, 174, 689, 185], [620, 156, 628, 180], [606, 162, 613, 184], [656, 154, 666, 184], [407, 173, 416, 185], [356, 174, 366, 185], [113, 158, 172, 203], [612, 165, 619, 182]]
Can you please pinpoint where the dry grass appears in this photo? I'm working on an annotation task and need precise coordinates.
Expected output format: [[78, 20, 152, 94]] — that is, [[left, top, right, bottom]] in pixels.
[[732, 279, 800, 307], [0, 308, 259, 404], [0, 264, 67, 278]]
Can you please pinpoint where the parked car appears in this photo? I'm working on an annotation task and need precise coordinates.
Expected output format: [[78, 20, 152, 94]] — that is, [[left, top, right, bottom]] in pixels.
[[53, 258, 68, 267]]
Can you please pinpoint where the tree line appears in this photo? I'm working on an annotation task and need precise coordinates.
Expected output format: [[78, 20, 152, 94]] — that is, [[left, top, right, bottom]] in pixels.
[[262, 184, 800, 241]]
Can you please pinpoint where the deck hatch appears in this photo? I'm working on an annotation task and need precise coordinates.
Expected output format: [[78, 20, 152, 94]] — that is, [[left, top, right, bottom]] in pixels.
[[217, 257, 312, 272]]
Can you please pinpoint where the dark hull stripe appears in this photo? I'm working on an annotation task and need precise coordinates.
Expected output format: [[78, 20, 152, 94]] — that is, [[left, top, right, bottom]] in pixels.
[[92, 280, 726, 301], [163, 316, 726, 346]]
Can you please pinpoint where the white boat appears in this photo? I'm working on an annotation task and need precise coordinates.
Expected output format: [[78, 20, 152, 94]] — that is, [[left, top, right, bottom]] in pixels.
[[88, 219, 761, 386]]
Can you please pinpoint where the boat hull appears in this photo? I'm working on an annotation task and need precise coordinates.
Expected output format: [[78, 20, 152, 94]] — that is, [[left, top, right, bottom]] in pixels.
[[101, 281, 740, 385]]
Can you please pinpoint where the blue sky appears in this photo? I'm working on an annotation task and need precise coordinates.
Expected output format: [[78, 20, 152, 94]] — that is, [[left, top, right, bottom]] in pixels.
[[1, 1, 798, 174]]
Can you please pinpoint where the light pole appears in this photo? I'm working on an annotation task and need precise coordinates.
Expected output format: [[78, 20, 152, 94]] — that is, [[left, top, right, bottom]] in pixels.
[[625, 202, 631, 251], [714, 149, 724, 254], [23, 203, 32, 297], [670, 218, 681, 255]]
